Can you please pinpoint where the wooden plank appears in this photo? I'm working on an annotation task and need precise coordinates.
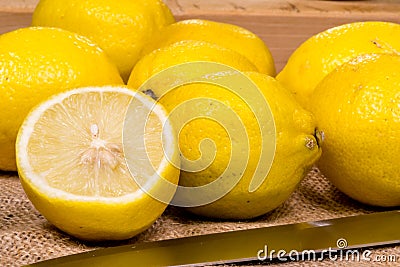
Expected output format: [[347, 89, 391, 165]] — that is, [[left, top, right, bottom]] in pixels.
[[0, 0, 38, 11], [173, 13, 400, 71], [1, 0, 400, 13], [165, 0, 400, 16], [163, 0, 400, 71], [1, 0, 400, 71], [0, 11, 31, 34]]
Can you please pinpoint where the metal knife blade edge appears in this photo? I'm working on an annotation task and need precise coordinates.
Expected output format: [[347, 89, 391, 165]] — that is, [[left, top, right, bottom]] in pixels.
[[27, 210, 400, 266]]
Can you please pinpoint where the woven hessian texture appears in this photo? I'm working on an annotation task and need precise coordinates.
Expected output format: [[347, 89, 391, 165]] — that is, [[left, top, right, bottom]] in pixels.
[[1, 168, 399, 266]]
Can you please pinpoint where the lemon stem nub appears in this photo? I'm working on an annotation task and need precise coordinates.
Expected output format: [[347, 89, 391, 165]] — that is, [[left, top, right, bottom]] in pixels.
[[305, 129, 324, 150], [305, 137, 316, 150]]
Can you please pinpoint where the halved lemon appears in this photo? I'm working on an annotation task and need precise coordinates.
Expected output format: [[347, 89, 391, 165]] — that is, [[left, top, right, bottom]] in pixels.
[[16, 86, 180, 241]]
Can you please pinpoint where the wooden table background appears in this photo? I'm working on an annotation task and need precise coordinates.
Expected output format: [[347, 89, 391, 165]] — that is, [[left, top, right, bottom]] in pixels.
[[1, 0, 400, 71]]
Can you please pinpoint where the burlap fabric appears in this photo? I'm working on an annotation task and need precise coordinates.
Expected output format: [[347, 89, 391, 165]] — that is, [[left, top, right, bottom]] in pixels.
[[1, 168, 399, 266]]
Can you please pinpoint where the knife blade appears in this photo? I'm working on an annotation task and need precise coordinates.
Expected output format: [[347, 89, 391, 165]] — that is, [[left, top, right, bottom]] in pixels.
[[27, 210, 400, 267]]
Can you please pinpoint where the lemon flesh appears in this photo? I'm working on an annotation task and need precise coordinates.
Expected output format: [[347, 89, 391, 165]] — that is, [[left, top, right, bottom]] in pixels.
[[277, 21, 400, 108], [310, 53, 400, 207], [16, 86, 180, 241]]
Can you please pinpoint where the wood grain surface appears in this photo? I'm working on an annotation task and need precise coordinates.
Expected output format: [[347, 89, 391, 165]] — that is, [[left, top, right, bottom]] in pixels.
[[1, 0, 400, 71]]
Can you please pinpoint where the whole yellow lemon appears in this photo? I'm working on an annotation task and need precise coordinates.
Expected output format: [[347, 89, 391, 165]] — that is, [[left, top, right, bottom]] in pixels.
[[128, 40, 258, 88], [140, 19, 276, 76], [131, 60, 321, 218], [0, 27, 123, 171], [128, 39, 321, 219], [277, 21, 400, 108], [169, 72, 321, 219], [310, 53, 400, 206], [32, 0, 175, 82]]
